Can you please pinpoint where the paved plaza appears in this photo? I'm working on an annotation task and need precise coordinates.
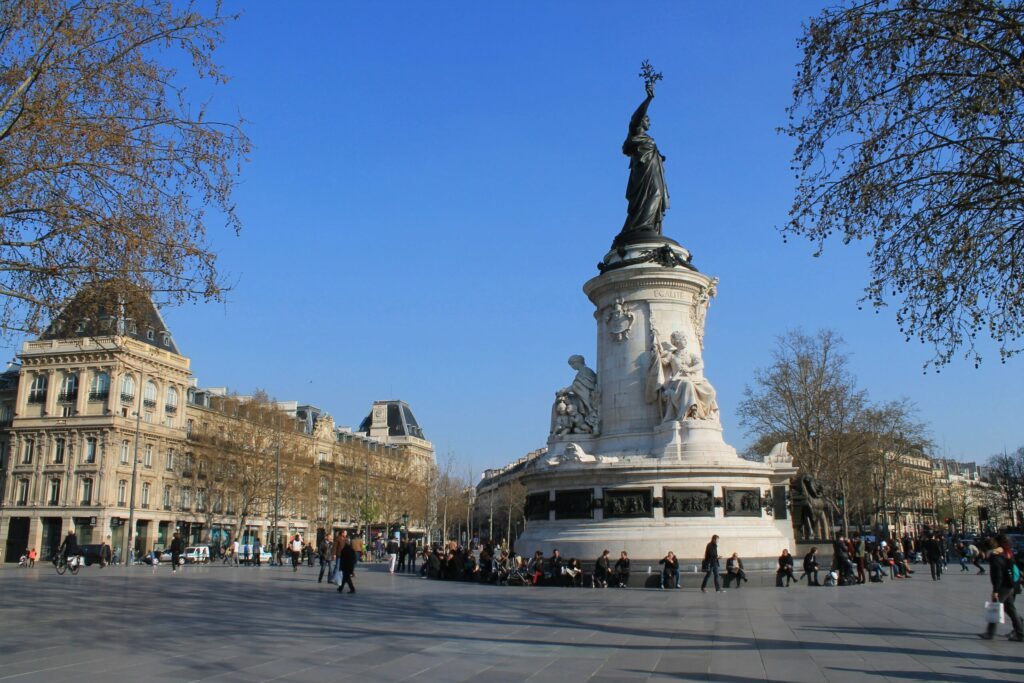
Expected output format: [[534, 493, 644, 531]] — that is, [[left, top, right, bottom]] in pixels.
[[0, 561, 1021, 682]]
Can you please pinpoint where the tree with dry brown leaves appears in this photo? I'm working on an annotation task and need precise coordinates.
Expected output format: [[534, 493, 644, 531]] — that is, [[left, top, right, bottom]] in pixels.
[[0, 0, 249, 335]]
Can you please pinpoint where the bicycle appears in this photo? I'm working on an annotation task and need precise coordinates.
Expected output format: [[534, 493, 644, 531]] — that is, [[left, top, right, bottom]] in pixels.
[[54, 554, 83, 575]]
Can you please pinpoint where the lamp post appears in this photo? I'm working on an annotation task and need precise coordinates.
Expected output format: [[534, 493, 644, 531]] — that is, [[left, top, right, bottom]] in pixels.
[[271, 440, 280, 560], [401, 511, 409, 542], [126, 370, 144, 564]]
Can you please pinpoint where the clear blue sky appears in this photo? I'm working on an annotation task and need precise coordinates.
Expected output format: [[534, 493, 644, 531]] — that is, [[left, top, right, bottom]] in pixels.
[[9, 2, 1022, 472]]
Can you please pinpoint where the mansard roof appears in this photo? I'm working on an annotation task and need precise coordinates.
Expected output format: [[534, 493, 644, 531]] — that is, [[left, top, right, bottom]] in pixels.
[[357, 399, 426, 440], [38, 280, 181, 355]]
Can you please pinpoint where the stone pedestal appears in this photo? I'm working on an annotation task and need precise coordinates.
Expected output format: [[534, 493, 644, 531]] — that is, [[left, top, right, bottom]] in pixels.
[[518, 236, 797, 564]]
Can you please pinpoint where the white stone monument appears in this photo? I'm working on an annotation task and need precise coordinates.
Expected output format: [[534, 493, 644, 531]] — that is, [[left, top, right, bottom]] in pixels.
[[516, 69, 796, 566]]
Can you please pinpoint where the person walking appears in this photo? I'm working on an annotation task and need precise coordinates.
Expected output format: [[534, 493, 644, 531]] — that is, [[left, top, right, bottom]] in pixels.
[[979, 534, 1023, 641], [169, 532, 184, 574], [386, 536, 399, 574], [401, 540, 413, 573], [317, 533, 333, 583], [700, 535, 723, 593], [289, 534, 302, 571], [924, 533, 943, 581], [852, 532, 866, 584], [337, 541, 357, 594], [230, 538, 240, 567], [253, 537, 262, 567], [397, 539, 407, 573], [333, 530, 348, 583]]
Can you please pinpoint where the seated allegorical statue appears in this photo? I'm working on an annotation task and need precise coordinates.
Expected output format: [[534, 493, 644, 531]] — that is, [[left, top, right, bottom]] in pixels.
[[645, 329, 718, 422], [549, 354, 600, 435]]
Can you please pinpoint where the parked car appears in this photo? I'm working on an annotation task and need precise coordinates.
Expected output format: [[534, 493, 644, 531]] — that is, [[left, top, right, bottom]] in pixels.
[[78, 543, 112, 567], [238, 544, 272, 565], [158, 548, 185, 565], [183, 545, 210, 564]]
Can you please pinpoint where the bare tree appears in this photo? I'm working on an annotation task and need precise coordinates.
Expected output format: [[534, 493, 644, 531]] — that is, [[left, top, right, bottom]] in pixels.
[[988, 447, 1024, 527], [784, 0, 1024, 367], [0, 0, 249, 336]]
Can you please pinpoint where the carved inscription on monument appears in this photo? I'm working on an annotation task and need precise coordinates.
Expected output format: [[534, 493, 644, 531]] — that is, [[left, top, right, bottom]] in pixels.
[[663, 487, 715, 517], [555, 489, 594, 520], [723, 488, 763, 517], [525, 492, 550, 521], [603, 488, 653, 519]]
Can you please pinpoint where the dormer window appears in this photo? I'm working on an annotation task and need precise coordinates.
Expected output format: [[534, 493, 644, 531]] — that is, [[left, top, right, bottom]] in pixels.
[[161, 332, 171, 346], [146, 328, 155, 341]]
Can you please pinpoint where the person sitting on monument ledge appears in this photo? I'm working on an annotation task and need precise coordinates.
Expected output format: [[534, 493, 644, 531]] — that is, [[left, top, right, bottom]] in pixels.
[[777, 549, 796, 587], [594, 549, 612, 588], [800, 547, 821, 586], [724, 552, 748, 588], [528, 551, 545, 586], [659, 551, 680, 589], [548, 548, 565, 585], [613, 550, 631, 588], [565, 558, 583, 587]]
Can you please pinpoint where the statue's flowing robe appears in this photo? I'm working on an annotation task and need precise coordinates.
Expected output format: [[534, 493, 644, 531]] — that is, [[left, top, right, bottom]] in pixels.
[[647, 349, 718, 420], [621, 132, 669, 235]]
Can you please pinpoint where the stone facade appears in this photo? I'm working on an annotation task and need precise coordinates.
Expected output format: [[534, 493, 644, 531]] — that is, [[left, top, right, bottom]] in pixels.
[[0, 291, 434, 562]]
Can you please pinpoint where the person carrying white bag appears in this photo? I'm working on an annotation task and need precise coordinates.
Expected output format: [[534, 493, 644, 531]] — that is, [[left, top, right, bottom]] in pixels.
[[979, 534, 1023, 641]]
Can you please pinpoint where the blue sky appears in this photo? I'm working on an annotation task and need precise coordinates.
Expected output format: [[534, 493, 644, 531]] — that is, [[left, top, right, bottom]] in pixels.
[[8, 2, 1021, 472]]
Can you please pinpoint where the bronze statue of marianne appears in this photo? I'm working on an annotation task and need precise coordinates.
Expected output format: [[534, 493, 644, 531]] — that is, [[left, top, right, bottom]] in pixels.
[[619, 62, 668, 241]]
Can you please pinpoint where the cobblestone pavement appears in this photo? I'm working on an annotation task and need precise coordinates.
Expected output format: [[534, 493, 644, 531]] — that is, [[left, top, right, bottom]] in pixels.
[[0, 561, 1020, 682]]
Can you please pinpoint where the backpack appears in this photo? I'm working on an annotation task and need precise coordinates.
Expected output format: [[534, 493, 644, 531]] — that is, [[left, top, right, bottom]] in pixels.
[[1012, 562, 1021, 586]]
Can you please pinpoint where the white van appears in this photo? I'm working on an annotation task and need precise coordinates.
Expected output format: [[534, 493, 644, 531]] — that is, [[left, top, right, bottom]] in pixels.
[[182, 545, 210, 564]]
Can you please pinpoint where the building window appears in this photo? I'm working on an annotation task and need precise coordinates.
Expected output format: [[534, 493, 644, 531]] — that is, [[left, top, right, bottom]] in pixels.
[[141, 482, 150, 508], [120, 440, 129, 465], [81, 478, 93, 505], [48, 479, 60, 505], [16, 479, 29, 505], [166, 448, 174, 471], [186, 419, 194, 437], [165, 387, 178, 413], [53, 438, 65, 464], [163, 485, 171, 510], [143, 380, 157, 408], [27, 374, 47, 404], [22, 439, 34, 464], [318, 451, 329, 464], [59, 373, 78, 402], [180, 487, 191, 510], [0, 404, 11, 425], [120, 375, 135, 402], [89, 372, 109, 400], [161, 332, 171, 347], [226, 495, 235, 515], [146, 328, 155, 341], [143, 444, 152, 468], [117, 479, 127, 505], [197, 488, 206, 512], [84, 437, 97, 464]]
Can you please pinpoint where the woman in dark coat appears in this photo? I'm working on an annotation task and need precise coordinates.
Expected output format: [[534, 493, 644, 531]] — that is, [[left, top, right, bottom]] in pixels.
[[777, 549, 795, 587]]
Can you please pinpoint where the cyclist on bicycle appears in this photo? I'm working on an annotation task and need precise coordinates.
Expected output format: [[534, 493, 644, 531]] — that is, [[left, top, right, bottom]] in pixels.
[[58, 529, 79, 563]]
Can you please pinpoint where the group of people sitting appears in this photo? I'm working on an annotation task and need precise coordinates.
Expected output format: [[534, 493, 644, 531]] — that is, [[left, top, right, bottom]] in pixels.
[[417, 543, 633, 587]]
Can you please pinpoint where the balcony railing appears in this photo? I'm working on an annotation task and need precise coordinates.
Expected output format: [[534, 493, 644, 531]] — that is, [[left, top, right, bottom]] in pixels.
[[57, 391, 78, 402], [120, 393, 135, 403], [27, 393, 46, 404], [143, 398, 156, 408], [165, 405, 177, 414], [88, 390, 109, 401]]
